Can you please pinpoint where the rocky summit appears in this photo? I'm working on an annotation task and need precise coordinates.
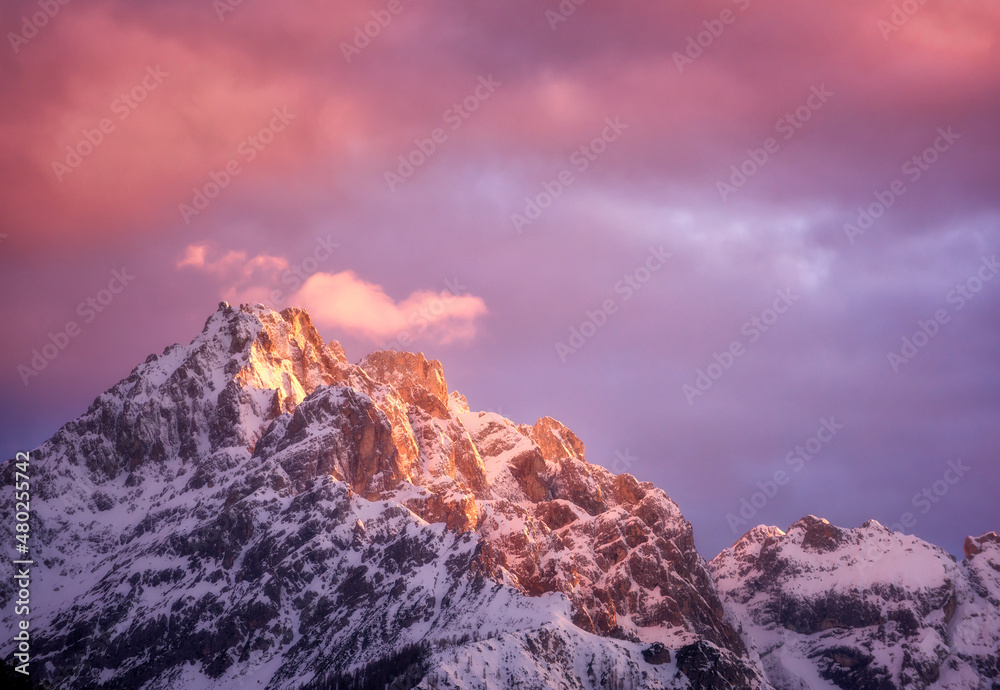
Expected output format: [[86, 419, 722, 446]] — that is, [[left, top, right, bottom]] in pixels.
[[710, 517, 1000, 689], [0, 303, 996, 689]]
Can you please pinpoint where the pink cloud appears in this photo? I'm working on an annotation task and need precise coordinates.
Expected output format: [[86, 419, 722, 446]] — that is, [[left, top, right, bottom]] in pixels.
[[175, 247, 487, 347], [176, 243, 290, 304], [293, 271, 488, 346], [176, 244, 208, 269]]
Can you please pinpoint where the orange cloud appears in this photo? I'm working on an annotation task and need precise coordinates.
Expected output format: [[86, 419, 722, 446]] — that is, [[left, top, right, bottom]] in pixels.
[[293, 271, 488, 345], [176, 246, 486, 345]]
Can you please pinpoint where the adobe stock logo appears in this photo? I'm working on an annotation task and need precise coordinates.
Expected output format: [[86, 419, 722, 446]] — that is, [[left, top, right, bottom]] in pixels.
[[340, 0, 413, 62], [877, 0, 928, 40], [682, 288, 798, 405], [555, 245, 671, 362], [610, 449, 639, 474], [179, 107, 295, 224], [8, 0, 71, 54], [885, 459, 972, 534], [17, 268, 136, 386], [672, 0, 752, 73], [887, 255, 998, 372], [52, 65, 169, 182], [725, 416, 844, 535], [844, 127, 959, 244], [858, 458, 973, 576], [384, 76, 501, 191], [716, 85, 833, 202], [512, 117, 628, 233], [380, 277, 474, 352], [267, 235, 341, 307]]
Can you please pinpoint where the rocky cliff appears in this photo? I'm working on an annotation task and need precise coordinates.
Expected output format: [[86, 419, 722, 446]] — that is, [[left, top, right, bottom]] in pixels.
[[0, 303, 769, 689]]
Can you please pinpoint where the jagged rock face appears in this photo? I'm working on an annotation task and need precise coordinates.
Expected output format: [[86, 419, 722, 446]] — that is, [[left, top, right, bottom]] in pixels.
[[0, 303, 768, 690], [966, 531, 1000, 560], [458, 411, 748, 659], [955, 533, 1000, 687], [710, 517, 1000, 690], [255, 386, 401, 498], [358, 350, 450, 419]]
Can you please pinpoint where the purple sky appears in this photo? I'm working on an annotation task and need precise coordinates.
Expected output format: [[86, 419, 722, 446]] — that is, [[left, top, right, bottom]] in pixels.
[[2, 0, 998, 557]]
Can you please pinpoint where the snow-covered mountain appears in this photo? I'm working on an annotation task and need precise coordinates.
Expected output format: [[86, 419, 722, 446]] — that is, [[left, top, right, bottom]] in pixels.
[[710, 517, 1000, 689], [1, 303, 995, 689], [0, 304, 767, 689]]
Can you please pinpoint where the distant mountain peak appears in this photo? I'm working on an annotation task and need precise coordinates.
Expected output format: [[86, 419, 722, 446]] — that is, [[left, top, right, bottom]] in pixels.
[[711, 517, 1000, 688]]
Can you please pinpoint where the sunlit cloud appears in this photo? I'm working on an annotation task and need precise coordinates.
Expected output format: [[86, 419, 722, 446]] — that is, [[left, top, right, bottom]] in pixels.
[[176, 243, 290, 304], [294, 270, 487, 344]]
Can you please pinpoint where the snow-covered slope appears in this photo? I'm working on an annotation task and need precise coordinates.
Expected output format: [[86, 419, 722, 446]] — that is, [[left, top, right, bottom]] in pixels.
[[0, 303, 770, 689], [709, 516, 1000, 689]]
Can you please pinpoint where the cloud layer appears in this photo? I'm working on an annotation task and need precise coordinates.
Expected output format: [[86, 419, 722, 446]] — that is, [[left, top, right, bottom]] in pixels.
[[1, 0, 998, 557]]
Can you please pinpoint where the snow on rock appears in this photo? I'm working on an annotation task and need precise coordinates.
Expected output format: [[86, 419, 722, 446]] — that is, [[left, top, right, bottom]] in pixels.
[[710, 516, 1000, 689], [0, 303, 771, 689]]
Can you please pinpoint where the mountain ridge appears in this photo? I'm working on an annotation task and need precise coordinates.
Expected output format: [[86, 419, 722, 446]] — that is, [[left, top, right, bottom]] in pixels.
[[1, 302, 995, 689]]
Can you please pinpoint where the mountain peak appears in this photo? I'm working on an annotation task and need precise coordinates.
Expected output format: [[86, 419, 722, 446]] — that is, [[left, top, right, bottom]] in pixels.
[[2, 303, 776, 688], [786, 514, 849, 551], [710, 516, 1000, 689], [530, 415, 586, 464], [964, 530, 1000, 560], [730, 524, 786, 551], [358, 350, 450, 418], [3, 304, 996, 689]]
